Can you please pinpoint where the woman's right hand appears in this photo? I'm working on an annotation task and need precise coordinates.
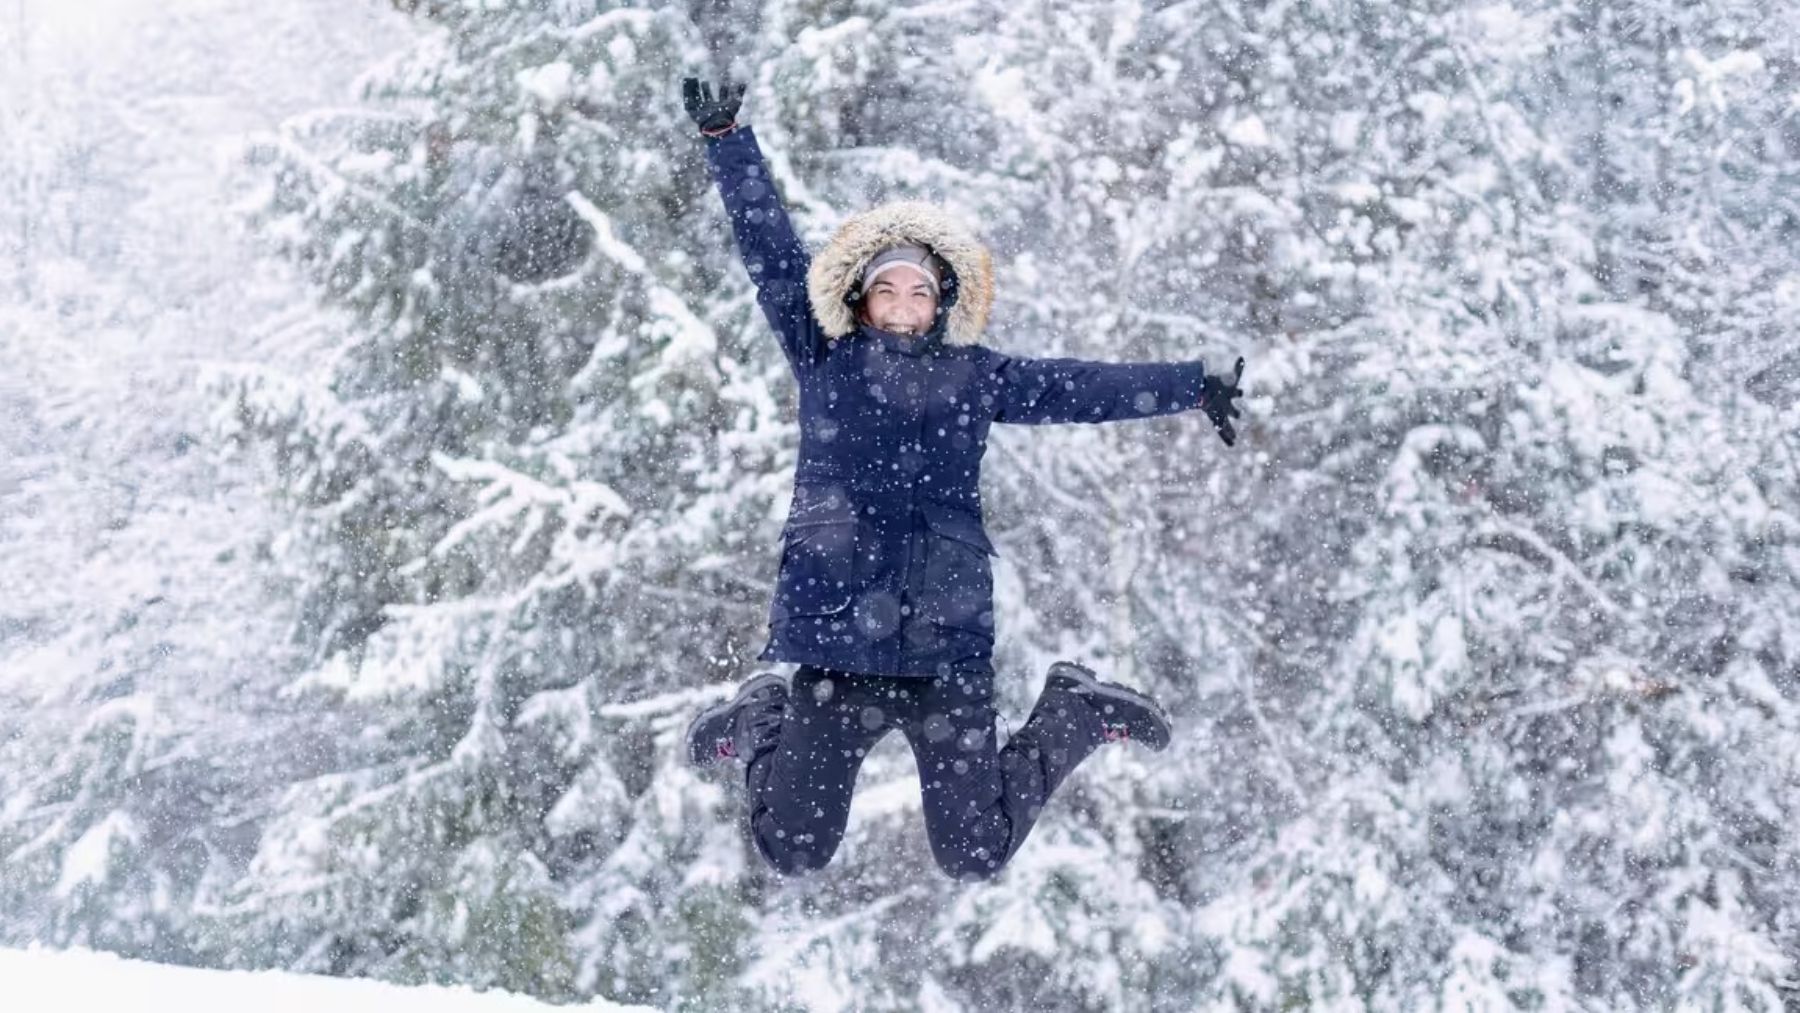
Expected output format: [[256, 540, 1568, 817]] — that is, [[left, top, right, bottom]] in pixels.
[[682, 77, 746, 136]]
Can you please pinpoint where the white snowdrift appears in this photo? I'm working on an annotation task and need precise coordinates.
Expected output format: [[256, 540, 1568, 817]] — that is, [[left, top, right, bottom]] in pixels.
[[0, 946, 653, 1013]]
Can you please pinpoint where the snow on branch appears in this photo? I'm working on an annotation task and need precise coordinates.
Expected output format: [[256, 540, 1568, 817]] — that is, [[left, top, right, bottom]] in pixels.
[[426, 451, 631, 564], [563, 191, 717, 369]]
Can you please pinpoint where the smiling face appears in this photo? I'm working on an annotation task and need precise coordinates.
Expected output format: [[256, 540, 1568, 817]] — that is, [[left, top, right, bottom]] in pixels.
[[856, 271, 939, 336]]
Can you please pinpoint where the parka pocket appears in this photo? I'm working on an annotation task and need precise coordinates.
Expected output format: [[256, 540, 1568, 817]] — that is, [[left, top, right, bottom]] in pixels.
[[918, 501, 997, 634], [771, 514, 858, 621]]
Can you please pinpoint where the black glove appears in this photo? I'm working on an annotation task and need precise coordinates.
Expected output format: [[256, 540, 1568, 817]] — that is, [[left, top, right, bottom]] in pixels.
[[682, 77, 745, 136], [1201, 357, 1246, 446]]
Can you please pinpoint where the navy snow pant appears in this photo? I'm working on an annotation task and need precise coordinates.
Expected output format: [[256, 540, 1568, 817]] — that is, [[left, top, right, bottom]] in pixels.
[[743, 665, 1105, 880]]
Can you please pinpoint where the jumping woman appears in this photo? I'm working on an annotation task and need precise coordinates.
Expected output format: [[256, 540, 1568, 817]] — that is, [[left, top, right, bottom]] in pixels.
[[679, 78, 1246, 880]]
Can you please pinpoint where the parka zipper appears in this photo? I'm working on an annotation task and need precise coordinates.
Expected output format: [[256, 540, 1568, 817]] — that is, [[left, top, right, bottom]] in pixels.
[[892, 360, 938, 674]]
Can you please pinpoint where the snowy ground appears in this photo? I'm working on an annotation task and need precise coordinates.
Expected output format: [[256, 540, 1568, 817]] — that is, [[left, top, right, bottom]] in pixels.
[[0, 947, 654, 1013]]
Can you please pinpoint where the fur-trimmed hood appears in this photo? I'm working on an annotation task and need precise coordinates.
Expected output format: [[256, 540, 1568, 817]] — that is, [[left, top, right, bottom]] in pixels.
[[806, 201, 995, 346]]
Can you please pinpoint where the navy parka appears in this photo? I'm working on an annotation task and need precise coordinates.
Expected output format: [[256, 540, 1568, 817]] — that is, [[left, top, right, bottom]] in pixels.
[[705, 126, 1212, 679]]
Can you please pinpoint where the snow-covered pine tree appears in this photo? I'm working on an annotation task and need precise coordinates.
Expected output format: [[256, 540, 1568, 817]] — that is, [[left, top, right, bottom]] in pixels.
[[212, 0, 1800, 1007], [1191, 1, 1800, 1007], [0, 0, 406, 970], [220, 1, 796, 1000]]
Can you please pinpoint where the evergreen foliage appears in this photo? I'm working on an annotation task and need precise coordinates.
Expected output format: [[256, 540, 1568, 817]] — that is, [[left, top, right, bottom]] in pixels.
[[5, 0, 1797, 1008], [221, 0, 1800, 1006]]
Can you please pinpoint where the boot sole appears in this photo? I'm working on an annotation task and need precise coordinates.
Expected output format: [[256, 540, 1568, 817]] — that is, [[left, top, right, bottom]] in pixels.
[[686, 671, 789, 767], [1046, 661, 1172, 752]]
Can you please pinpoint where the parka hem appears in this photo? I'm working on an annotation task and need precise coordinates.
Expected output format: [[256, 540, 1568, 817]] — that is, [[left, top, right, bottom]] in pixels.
[[757, 637, 996, 681]]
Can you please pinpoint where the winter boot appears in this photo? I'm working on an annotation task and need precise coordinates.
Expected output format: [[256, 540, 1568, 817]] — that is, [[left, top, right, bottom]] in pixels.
[[1042, 661, 1171, 752], [686, 671, 789, 767]]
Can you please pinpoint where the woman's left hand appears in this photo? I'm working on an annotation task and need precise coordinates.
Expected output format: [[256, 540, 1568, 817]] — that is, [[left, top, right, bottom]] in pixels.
[[1201, 357, 1246, 446]]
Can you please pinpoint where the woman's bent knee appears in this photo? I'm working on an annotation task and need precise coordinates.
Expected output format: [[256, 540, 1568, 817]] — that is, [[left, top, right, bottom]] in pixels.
[[751, 814, 842, 876], [931, 840, 1009, 881]]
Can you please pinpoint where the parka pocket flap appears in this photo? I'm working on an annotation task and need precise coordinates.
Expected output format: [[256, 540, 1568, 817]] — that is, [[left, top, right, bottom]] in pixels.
[[781, 516, 858, 554], [920, 501, 997, 557], [785, 484, 856, 529], [770, 592, 851, 622]]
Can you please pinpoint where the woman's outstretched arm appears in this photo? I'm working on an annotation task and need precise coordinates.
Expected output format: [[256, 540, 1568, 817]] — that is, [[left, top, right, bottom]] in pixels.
[[986, 351, 1245, 444]]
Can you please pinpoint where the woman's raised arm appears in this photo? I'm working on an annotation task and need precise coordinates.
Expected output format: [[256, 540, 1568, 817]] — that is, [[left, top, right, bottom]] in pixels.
[[685, 78, 821, 371]]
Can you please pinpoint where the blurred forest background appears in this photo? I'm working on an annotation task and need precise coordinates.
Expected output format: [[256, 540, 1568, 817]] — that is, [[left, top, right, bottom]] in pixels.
[[3, 0, 1798, 1009]]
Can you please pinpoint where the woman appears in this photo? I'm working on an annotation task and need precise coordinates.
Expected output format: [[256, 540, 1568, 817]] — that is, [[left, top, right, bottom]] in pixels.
[[679, 78, 1245, 880]]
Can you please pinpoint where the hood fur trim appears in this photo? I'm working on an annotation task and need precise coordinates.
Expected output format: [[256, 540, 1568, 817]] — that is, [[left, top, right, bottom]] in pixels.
[[807, 201, 994, 346]]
